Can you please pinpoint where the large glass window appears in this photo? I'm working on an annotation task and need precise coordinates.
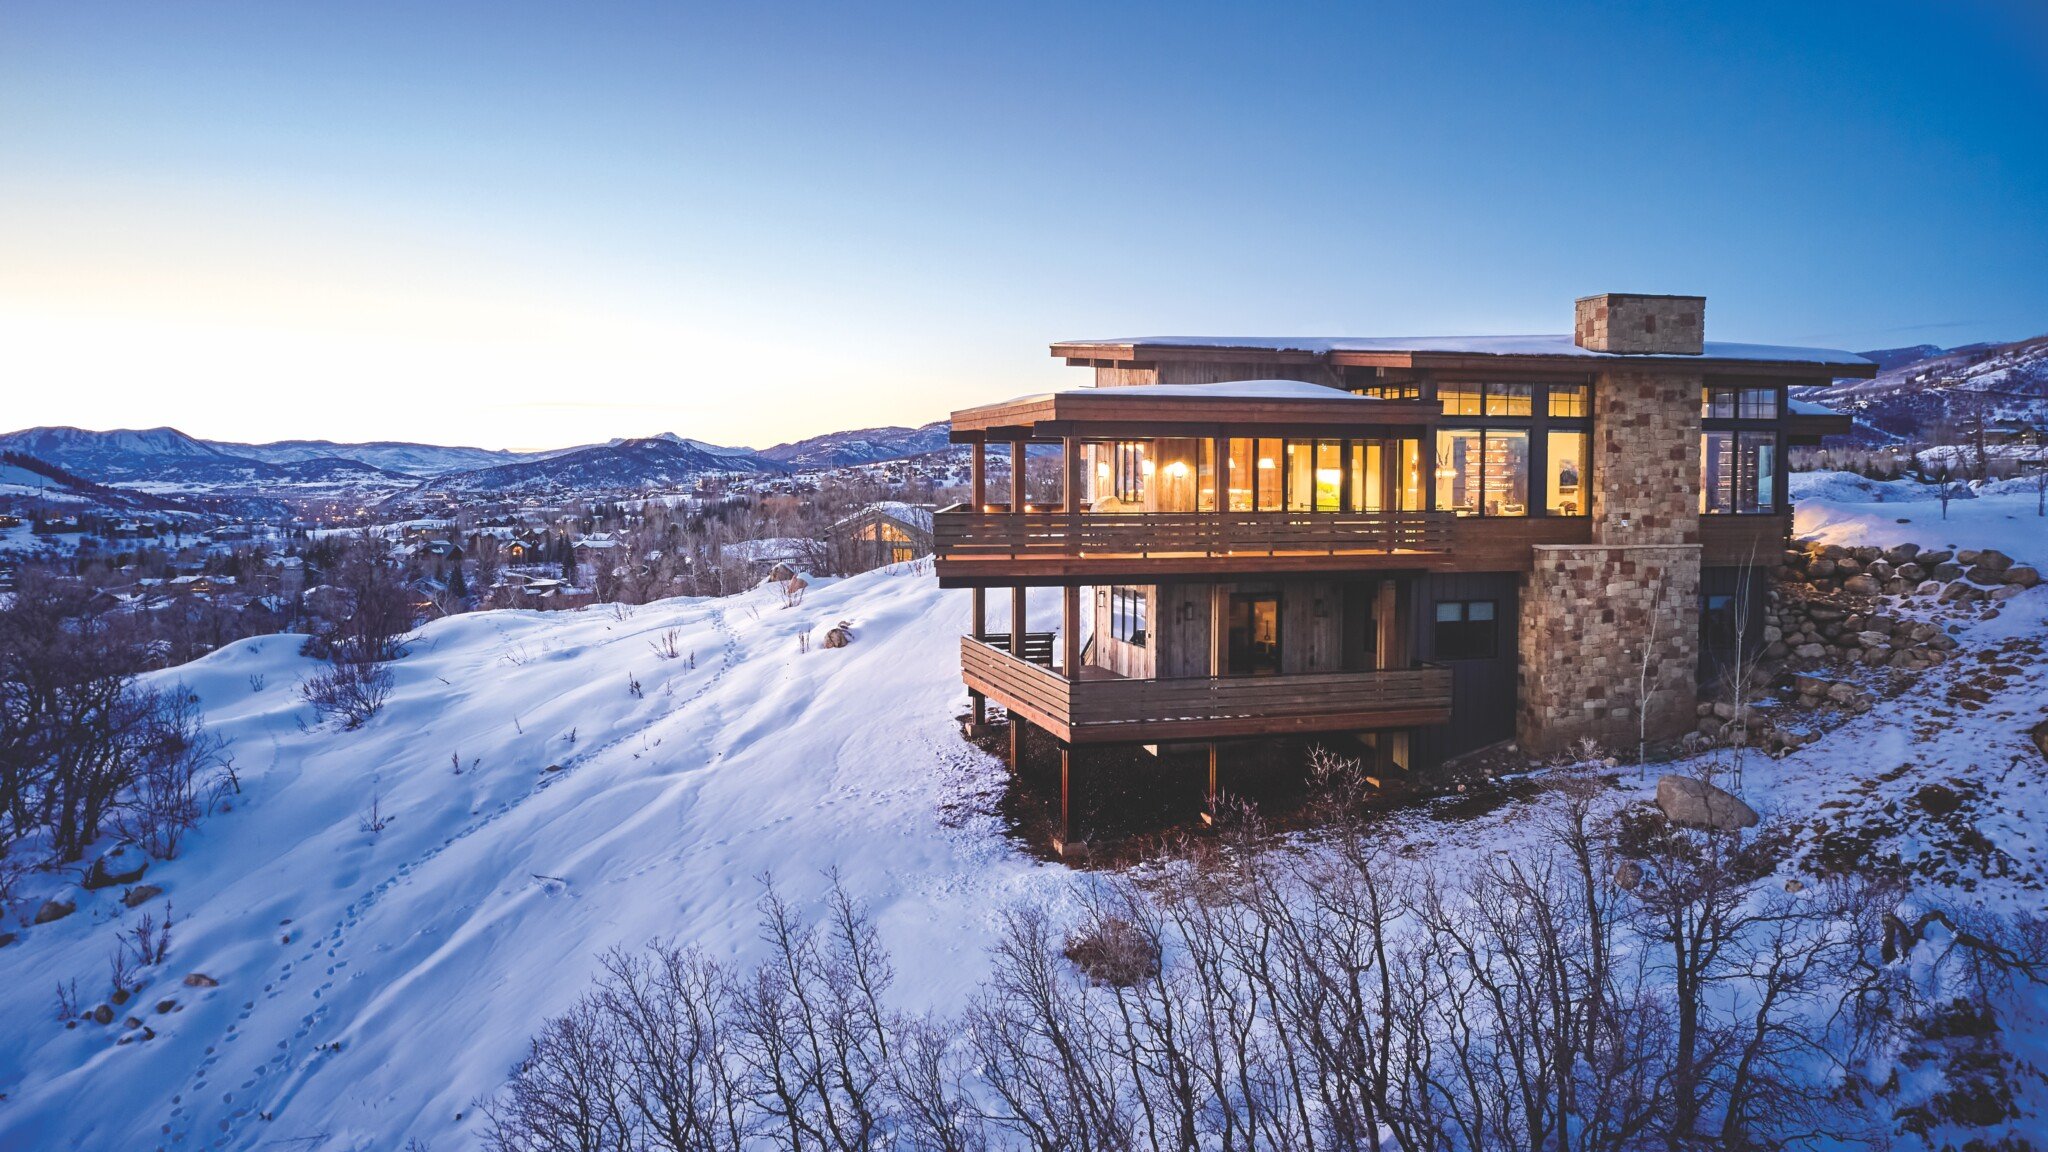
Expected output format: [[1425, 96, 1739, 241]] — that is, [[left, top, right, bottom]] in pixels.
[[1284, 442, 1313, 512], [1439, 383, 1482, 416], [1545, 430, 1590, 516], [1398, 439, 1423, 511], [1256, 438, 1282, 510], [1435, 429, 1529, 517], [1703, 385, 1778, 419], [1702, 431, 1780, 513], [1433, 600, 1498, 661], [1548, 382, 1589, 418], [1154, 438, 1214, 512], [1227, 439, 1255, 511], [1485, 382, 1533, 416], [1314, 441, 1344, 511], [1354, 382, 1421, 400], [1227, 438, 1285, 510], [1350, 442, 1382, 512]]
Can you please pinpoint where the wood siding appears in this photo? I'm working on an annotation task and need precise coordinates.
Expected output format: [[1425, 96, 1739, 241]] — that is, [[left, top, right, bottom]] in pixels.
[[1411, 571, 1522, 764]]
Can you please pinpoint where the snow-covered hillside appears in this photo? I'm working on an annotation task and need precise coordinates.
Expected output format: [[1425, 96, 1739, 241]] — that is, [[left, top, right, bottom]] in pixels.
[[3, 477, 2046, 1149], [0, 567, 1079, 1149]]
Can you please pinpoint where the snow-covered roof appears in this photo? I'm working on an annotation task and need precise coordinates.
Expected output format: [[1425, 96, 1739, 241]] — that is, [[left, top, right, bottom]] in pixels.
[[834, 501, 936, 533], [1059, 334, 1874, 368]]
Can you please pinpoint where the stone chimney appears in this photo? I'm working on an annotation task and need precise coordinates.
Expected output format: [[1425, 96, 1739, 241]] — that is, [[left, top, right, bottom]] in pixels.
[[1573, 292, 1705, 355]]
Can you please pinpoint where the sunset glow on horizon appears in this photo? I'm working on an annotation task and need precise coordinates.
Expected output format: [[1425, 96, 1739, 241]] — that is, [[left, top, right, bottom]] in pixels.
[[3, 0, 2044, 449]]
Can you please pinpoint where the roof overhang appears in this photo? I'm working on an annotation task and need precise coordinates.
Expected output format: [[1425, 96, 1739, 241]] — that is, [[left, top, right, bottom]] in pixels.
[[949, 383, 1440, 442], [1052, 337, 1879, 381]]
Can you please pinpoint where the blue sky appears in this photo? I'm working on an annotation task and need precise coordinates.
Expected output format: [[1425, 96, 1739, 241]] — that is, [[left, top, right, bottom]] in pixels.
[[1, 0, 2043, 448]]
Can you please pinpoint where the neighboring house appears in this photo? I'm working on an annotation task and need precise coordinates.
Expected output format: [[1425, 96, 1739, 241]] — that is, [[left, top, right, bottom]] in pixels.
[[831, 502, 935, 571], [936, 292, 1868, 855]]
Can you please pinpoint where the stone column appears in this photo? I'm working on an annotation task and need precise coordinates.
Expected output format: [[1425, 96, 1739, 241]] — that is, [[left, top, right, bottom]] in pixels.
[[1517, 364, 1703, 756]]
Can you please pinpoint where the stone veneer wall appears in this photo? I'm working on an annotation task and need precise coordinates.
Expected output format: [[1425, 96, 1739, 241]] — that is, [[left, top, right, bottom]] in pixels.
[[1517, 543, 1701, 755], [1589, 369, 1703, 548], [1518, 364, 1706, 756]]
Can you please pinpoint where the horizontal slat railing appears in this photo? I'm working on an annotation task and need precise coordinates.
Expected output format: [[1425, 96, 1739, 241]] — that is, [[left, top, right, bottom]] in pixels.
[[979, 631, 1056, 666], [962, 637, 1453, 740], [934, 509, 1454, 560]]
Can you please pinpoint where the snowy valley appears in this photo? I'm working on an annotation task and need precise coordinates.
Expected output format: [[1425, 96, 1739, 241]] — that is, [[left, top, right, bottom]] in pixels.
[[1, 474, 2046, 1149]]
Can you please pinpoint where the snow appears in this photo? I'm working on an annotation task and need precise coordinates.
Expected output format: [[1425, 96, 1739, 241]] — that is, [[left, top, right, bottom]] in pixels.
[[1788, 397, 1842, 416], [0, 569, 1081, 1149], [4, 472, 2044, 1148], [1793, 469, 2048, 565], [1063, 334, 1874, 366], [972, 379, 1392, 411]]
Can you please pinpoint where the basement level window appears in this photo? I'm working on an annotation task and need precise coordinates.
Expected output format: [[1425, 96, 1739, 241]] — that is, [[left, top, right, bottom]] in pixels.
[[1433, 599, 1498, 661]]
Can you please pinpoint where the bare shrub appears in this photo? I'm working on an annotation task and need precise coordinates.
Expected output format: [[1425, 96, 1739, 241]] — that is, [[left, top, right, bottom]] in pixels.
[[115, 690, 234, 859], [1062, 914, 1160, 987], [484, 798, 2035, 1152], [300, 659, 394, 730]]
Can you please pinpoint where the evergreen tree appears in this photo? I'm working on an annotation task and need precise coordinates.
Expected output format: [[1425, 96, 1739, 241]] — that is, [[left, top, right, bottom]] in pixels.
[[448, 564, 468, 599]]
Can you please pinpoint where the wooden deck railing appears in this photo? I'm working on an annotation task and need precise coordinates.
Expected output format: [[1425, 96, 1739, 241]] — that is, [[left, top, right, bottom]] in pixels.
[[979, 631, 1056, 666], [934, 506, 1453, 560], [962, 637, 1453, 743]]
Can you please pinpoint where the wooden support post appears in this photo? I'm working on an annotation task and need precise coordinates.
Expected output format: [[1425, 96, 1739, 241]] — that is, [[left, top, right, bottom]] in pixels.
[[1201, 742, 1220, 826], [1008, 714, 1023, 772], [971, 440, 986, 510], [969, 587, 987, 730], [1010, 586, 1026, 657], [1062, 583, 1080, 681], [1054, 742, 1086, 858], [1011, 437, 1026, 510]]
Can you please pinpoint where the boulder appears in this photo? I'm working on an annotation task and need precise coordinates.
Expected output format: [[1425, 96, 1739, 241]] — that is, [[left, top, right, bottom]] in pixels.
[[2005, 566, 2040, 588], [122, 884, 163, 908], [1843, 574, 1882, 596], [1656, 776, 1760, 832], [1977, 550, 2013, 572], [1919, 549, 1953, 565], [90, 1004, 114, 1026], [1807, 558, 1838, 580], [822, 626, 853, 649], [1884, 543, 1922, 565], [1932, 562, 1965, 581], [1958, 549, 1982, 566], [2031, 718, 2048, 760], [83, 843, 149, 891], [182, 972, 219, 988], [1965, 566, 2006, 587], [1794, 643, 1827, 660], [34, 897, 76, 924], [1991, 585, 2026, 601], [1897, 562, 1926, 583]]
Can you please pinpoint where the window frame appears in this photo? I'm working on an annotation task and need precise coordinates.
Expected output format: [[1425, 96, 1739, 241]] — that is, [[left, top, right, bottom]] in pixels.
[[1434, 379, 1592, 518], [1432, 599, 1499, 661]]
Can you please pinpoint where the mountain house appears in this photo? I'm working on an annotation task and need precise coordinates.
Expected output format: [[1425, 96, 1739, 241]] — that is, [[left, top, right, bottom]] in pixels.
[[935, 292, 1873, 855]]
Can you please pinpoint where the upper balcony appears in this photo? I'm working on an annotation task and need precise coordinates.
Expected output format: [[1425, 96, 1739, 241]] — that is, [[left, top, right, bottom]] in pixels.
[[934, 504, 1455, 584], [943, 379, 1451, 585]]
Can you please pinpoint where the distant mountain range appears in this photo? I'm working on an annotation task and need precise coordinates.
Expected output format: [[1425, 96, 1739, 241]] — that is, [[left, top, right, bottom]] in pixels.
[[0, 417, 961, 508], [1804, 334, 2048, 441], [758, 421, 952, 469]]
